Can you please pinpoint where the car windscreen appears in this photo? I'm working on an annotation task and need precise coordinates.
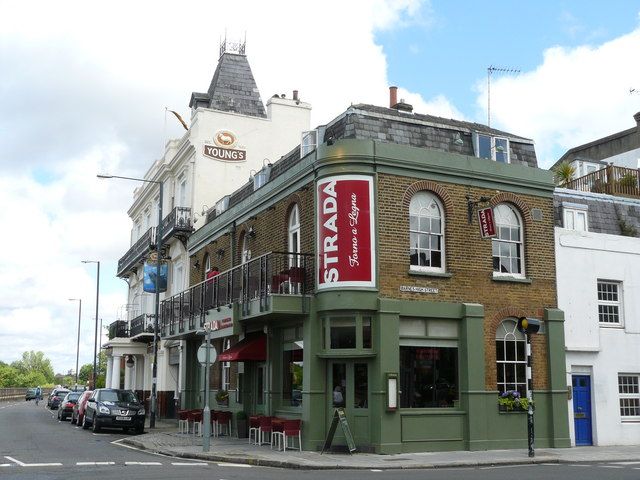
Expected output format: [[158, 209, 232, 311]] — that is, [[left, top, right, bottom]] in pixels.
[[65, 393, 81, 401], [54, 391, 70, 397], [99, 391, 138, 403]]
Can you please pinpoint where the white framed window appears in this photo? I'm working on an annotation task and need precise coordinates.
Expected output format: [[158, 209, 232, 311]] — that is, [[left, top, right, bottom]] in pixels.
[[597, 280, 623, 325], [173, 262, 184, 294], [492, 204, 524, 277], [409, 192, 445, 272], [221, 338, 231, 392], [241, 233, 250, 263], [177, 174, 187, 207], [496, 319, 527, 397], [563, 207, 588, 231], [618, 374, 640, 419], [288, 204, 301, 266], [300, 130, 317, 157], [473, 133, 510, 164]]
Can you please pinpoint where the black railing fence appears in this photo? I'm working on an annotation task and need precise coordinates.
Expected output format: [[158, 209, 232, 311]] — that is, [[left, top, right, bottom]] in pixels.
[[161, 252, 314, 336]]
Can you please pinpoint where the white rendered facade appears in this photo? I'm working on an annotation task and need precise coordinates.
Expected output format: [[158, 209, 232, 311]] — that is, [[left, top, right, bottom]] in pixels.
[[556, 193, 640, 446]]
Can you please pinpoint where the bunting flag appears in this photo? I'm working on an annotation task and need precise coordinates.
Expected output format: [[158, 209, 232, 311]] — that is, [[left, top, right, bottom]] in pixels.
[[168, 109, 188, 130]]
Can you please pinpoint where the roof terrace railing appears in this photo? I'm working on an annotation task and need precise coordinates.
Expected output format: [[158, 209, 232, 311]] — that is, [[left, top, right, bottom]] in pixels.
[[563, 165, 640, 198]]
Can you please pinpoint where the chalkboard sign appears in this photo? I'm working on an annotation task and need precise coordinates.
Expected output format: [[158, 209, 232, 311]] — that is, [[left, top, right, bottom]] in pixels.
[[321, 408, 356, 454]]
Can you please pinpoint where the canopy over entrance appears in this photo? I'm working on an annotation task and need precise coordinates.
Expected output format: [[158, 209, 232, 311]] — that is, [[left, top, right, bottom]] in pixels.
[[217, 335, 266, 362]]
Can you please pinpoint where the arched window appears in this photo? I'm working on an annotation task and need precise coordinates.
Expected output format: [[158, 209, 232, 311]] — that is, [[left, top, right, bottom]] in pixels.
[[241, 233, 250, 263], [496, 319, 527, 396], [492, 204, 524, 276], [409, 192, 444, 272], [288, 204, 300, 265]]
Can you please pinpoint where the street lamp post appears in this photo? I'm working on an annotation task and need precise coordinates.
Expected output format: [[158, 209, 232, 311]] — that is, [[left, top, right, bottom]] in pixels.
[[82, 260, 100, 389], [98, 173, 163, 428], [68, 298, 82, 390]]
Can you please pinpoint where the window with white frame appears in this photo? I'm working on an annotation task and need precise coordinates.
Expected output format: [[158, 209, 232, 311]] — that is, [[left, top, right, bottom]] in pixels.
[[597, 280, 623, 325], [178, 174, 187, 207], [241, 233, 250, 263], [473, 133, 510, 164], [409, 191, 444, 272], [618, 374, 640, 419], [288, 204, 300, 266], [221, 338, 231, 392], [563, 207, 588, 231], [496, 319, 527, 397], [492, 204, 524, 276]]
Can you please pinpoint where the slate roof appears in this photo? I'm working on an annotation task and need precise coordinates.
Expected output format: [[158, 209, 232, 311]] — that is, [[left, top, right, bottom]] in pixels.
[[554, 189, 640, 237], [189, 53, 266, 118], [205, 104, 540, 223]]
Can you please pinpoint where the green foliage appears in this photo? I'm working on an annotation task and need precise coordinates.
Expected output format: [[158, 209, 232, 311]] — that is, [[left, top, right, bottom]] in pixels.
[[498, 390, 532, 411], [11, 351, 55, 383], [0, 364, 20, 387], [619, 220, 639, 237], [215, 389, 229, 404], [552, 162, 576, 185], [78, 364, 93, 383], [619, 173, 638, 189]]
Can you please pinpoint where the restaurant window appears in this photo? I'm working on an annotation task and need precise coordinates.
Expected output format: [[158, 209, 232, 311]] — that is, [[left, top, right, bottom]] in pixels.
[[409, 191, 444, 273], [282, 326, 303, 408], [399, 346, 458, 408], [323, 315, 374, 351], [496, 319, 527, 397], [330, 317, 356, 349]]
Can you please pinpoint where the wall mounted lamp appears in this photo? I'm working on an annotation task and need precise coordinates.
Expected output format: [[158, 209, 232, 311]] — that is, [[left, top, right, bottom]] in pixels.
[[126, 355, 135, 368], [216, 248, 225, 259], [247, 226, 257, 239], [453, 132, 464, 146], [193, 258, 200, 270], [465, 195, 492, 224]]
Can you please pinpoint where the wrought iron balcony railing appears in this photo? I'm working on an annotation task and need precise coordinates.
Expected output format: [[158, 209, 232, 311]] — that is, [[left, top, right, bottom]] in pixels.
[[108, 320, 129, 340], [129, 313, 154, 338], [161, 207, 193, 242], [116, 228, 154, 277], [562, 165, 640, 199], [161, 251, 315, 337]]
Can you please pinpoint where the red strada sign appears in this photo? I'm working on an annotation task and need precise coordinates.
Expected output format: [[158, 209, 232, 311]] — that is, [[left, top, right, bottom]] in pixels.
[[478, 207, 497, 238], [317, 175, 375, 289]]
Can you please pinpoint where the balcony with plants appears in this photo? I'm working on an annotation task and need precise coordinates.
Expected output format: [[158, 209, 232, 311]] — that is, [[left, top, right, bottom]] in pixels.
[[160, 251, 314, 338]]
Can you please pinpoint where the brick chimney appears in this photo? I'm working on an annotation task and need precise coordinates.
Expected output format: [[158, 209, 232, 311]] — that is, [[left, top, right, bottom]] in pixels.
[[389, 86, 398, 108]]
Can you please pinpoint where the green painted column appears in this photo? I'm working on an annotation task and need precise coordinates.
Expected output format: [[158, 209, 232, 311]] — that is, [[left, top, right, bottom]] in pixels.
[[302, 299, 327, 450], [543, 308, 571, 447], [459, 303, 488, 451], [374, 299, 402, 454]]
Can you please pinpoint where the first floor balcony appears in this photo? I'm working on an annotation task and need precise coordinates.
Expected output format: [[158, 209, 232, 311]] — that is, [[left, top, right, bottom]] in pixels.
[[108, 320, 129, 340], [161, 251, 314, 338]]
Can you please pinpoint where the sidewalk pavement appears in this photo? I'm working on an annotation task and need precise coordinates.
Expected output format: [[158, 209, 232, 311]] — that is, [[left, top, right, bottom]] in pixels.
[[121, 419, 640, 470]]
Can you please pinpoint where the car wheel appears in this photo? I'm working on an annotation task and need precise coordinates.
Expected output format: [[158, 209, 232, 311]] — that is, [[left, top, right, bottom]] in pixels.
[[135, 425, 144, 435], [91, 415, 100, 433], [60, 412, 66, 421], [82, 414, 89, 430]]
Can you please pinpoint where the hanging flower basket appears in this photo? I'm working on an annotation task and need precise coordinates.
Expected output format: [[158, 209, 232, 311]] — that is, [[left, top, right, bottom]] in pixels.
[[215, 389, 229, 406], [498, 390, 532, 412]]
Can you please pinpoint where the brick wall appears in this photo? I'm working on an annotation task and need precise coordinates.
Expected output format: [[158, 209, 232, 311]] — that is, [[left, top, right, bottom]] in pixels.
[[377, 173, 557, 391]]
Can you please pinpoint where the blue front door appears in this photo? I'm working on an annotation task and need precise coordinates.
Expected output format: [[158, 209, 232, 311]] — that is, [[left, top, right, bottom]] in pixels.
[[572, 375, 592, 446]]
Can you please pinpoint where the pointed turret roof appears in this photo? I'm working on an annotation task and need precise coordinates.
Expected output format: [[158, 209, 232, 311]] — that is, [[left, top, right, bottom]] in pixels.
[[189, 52, 266, 118]]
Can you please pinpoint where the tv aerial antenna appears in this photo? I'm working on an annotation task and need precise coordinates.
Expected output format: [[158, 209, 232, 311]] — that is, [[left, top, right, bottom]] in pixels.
[[487, 66, 520, 127]]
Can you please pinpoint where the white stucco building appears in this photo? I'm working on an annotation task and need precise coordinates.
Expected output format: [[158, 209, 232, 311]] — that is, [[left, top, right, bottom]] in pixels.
[[555, 189, 640, 445], [103, 40, 311, 418]]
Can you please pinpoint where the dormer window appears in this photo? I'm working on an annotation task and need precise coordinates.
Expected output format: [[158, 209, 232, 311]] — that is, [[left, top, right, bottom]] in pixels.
[[473, 133, 510, 164], [300, 130, 317, 157]]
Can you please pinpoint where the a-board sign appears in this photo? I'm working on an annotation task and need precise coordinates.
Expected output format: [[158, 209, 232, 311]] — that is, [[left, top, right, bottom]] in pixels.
[[321, 408, 356, 454]]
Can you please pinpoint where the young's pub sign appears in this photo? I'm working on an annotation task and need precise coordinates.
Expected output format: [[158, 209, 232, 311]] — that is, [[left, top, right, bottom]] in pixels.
[[317, 175, 376, 289]]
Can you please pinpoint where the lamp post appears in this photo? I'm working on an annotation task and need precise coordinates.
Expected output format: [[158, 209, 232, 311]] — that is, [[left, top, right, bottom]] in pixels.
[[98, 173, 163, 428], [68, 298, 82, 390], [81, 260, 100, 389]]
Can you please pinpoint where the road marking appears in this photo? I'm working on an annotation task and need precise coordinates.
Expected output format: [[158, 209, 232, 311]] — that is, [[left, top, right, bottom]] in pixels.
[[0, 464, 12, 467], [171, 462, 208, 466], [125, 461, 162, 465], [5, 456, 63, 467], [600, 465, 624, 469], [612, 461, 640, 465], [5, 456, 25, 466], [370, 469, 383, 472], [569, 464, 590, 467], [76, 462, 116, 465], [481, 464, 537, 470], [217, 463, 251, 468]]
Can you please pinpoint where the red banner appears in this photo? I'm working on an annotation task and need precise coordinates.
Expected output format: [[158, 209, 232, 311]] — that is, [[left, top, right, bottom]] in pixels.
[[478, 207, 497, 238], [317, 175, 375, 289]]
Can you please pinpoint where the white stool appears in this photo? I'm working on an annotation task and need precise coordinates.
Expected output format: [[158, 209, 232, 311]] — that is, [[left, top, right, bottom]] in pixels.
[[178, 419, 189, 434]]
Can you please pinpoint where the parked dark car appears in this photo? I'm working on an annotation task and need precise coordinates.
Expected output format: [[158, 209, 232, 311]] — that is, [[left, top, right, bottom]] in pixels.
[[71, 390, 93, 426], [82, 388, 145, 434], [25, 388, 37, 401], [48, 388, 70, 409], [57, 391, 82, 421]]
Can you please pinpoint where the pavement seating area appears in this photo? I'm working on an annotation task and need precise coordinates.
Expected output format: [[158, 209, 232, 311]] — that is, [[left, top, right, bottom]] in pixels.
[[177, 409, 234, 438]]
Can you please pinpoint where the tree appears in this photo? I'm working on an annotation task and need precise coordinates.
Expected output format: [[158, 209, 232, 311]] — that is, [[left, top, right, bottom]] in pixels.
[[0, 364, 20, 387], [11, 351, 55, 383], [552, 161, 576, 186], [78, 351, 107, 388]]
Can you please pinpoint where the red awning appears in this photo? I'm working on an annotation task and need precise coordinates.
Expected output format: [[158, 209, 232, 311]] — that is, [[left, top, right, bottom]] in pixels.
[[217, 335, 266, 362]]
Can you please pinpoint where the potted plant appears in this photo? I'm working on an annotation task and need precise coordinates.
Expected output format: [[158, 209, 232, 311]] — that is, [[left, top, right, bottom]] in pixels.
[[498, 390, 531, 412], [236, 410, 248, 438], [552, 161, 576, 186], [215, 389, 229, 406]]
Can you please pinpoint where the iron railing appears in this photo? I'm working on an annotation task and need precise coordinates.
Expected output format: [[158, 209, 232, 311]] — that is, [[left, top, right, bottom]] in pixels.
[[161, 207, 193, 242], [130, 313, 154, 337], [161, 251, 315, 337], [562, 165, 640, 198], [108, 320, 129, 340], [117, 228, 154, 276]]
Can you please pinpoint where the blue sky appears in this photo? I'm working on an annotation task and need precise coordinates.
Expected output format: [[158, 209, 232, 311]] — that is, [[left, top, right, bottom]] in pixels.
[[1, 0, 639, 373]]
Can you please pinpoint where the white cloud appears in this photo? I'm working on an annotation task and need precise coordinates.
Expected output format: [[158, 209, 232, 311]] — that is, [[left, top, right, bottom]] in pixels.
[[0, 0, 430, 373], [478, 25, 640, 168]]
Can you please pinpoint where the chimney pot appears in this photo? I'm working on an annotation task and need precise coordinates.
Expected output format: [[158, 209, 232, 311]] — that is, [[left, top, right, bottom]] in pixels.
[[634, 111, 640, 126], [293, 90, 299, 101], [389, 86, 398, 108]]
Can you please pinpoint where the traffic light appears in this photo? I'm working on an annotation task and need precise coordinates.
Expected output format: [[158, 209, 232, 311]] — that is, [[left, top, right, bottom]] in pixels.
[[517, 316, 541, 335]]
